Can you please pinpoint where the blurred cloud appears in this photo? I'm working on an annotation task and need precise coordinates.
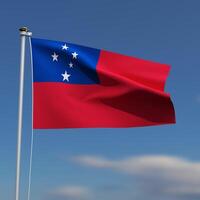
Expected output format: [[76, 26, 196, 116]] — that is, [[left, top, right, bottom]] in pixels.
[[72, 155, 200, 199], [197, 95, 200, 103], [49, 185, 91, 200]]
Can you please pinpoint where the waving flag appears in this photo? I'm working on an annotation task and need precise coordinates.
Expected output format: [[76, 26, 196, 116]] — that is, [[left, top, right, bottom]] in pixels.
[[31, 38, 175, 129]]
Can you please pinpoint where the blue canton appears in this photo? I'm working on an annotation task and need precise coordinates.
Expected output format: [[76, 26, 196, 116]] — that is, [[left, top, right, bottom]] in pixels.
[[31, 38, 100, 84]]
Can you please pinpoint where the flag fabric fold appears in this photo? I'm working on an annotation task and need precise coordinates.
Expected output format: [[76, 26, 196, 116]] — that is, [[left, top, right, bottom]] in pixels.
[[31, 38, 175, 129]]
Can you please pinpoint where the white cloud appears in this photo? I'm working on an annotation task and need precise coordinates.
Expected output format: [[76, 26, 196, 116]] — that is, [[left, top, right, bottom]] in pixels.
[[72, 155, 112, 168], [72, 155, 200, 198], [51, 185, 91, 199]]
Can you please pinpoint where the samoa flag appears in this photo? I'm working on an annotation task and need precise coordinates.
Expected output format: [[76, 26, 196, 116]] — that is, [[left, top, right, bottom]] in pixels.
[[31, 38, 175, 129]]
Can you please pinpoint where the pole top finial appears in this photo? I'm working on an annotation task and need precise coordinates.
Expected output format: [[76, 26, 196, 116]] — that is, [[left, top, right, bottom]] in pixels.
[[19, 27, 32, 37], [19, 27, 29, 32]]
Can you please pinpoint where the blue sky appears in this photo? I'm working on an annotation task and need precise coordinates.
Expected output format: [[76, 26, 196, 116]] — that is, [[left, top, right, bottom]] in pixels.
[[0, 0, 200, 200]]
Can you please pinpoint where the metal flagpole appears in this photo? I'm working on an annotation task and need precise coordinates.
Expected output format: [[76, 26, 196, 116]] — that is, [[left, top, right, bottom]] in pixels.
[[15, 27, 32, 200]]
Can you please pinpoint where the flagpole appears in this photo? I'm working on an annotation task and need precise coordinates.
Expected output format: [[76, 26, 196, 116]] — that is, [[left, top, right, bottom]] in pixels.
[[15, 27, 32, 200]]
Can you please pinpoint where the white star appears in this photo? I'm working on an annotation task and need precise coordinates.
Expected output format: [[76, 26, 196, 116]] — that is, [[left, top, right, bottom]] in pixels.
[[62, 44, 69, 50], [69, 62, 73, 68], [72, 52, 78, 59], [61, 71, 71, 82], [51, 52, 59, 61]]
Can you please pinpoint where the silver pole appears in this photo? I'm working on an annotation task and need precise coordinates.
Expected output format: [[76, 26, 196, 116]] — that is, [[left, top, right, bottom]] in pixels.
[[15, 27, 32, 200]]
